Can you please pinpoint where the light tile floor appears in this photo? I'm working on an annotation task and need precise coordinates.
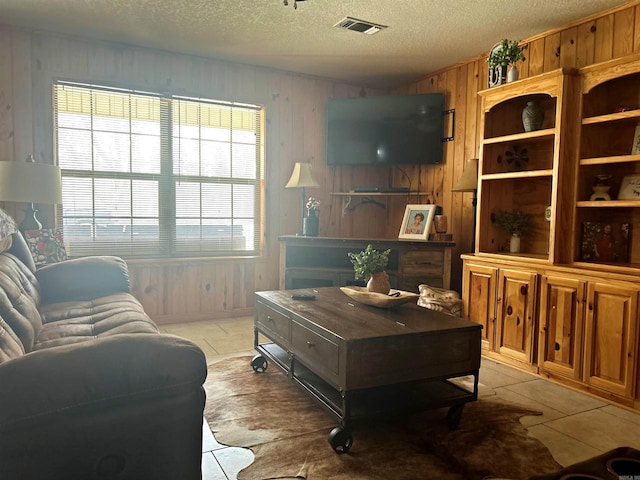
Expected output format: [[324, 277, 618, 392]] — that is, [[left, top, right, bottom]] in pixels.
[[162, 316, 640, 479]]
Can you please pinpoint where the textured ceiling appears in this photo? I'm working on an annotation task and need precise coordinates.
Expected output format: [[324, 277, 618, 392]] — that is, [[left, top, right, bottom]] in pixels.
[[0, 0, 631, 88]]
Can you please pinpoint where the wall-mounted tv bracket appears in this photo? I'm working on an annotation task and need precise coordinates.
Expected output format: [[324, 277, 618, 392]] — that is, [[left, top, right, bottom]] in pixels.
[[442, 109, 455, 143], [341, 195, 386, 216]]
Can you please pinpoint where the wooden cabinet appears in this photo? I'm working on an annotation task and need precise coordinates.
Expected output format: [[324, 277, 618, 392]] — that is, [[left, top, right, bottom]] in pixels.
[[462, 261, 497, 354], [538, 274, 640, 403], [538, 274, 586, 381], [494, 268, 537, 370], [476, 68, 578, 264], [279, 236, 453, 292], [462, 259, 537, 371], [584, 280, 639, 400], [463, 253, 640, 406]]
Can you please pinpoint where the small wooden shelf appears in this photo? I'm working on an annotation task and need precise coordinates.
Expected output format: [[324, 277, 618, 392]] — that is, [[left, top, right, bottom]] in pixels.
[[576, 200, 640, 207], [582, 109, 640, 125], [330, 192, 419, 196], [482, 169, 553, 180], [482, 128, 555, 145], [475, 251, 550, 262], [580, 154, 640, 165], [330, 191, 429, 215]]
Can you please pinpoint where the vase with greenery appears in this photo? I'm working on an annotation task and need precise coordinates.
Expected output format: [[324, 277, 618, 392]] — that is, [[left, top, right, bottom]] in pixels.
[[487, 39, 527, 86], [303, 197, 320, 236], [491, 210, 532, 253], [347, 244, 391, 294]]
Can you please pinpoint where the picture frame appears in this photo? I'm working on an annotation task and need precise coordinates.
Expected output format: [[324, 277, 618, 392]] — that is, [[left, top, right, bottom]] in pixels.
[[617, 175, 640, 200], [581, 221, 631, 263], [632, 123, 640, 155], [398, 204, 436, 241]]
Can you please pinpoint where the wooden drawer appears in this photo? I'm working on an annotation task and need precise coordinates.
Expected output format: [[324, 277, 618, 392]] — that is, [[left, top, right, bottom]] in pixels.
[[291, 320, 340, 380], [400, 250, 444, 277], [255, 303, 291, 344]]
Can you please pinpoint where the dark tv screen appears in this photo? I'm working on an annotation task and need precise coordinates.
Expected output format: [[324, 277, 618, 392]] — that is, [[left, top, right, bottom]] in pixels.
[[326, 93, 445, 166]]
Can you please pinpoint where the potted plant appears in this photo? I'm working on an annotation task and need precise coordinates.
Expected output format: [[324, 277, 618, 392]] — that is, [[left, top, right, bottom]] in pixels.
[[491, 210, 532, 253], [347, 244, 391, 294], [487, 39, 527, 85]]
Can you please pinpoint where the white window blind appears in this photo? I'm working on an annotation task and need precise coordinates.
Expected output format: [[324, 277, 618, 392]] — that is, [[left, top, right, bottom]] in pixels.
[[53, 82, 264, 258]]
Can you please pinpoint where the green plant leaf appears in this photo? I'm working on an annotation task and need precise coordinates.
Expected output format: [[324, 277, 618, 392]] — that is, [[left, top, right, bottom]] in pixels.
[[347, 244, 391, 280]]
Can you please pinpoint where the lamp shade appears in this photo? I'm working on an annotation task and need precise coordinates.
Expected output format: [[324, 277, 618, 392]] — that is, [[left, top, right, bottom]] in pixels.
[[0, 160, 62, 204], [452, 158, 478, 192], [285, 162, 320, 189]]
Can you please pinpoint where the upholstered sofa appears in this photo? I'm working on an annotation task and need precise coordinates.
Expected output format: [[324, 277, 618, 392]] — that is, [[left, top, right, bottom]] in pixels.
[[0, 226, 207, 480]]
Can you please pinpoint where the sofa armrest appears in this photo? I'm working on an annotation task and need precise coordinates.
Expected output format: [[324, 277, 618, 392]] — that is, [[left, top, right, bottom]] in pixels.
[[0, 333, 207, 429], [36, 256, 131, 305], [0, 334, 207, 479]]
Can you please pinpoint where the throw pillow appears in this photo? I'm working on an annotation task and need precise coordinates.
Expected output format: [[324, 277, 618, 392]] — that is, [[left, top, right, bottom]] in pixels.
[[23, 228, 67, 266], [0, 208, 18, 241]]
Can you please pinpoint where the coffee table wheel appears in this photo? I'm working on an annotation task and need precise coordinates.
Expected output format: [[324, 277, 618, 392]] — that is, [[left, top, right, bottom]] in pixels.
[[328, 426, 353, 454], [251, 355, 268, 373], [446, 403, 465, 430]]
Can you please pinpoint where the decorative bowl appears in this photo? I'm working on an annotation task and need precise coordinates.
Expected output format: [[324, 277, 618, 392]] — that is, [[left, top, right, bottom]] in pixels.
[[339, 286, 419, 308]]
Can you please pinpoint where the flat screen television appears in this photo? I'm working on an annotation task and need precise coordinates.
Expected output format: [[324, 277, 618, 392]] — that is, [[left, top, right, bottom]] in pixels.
[[326, 93, 445, 166]]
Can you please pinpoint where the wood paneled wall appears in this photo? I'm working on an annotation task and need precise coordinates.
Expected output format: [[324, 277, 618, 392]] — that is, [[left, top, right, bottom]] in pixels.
[[1, 0, 639, 323]]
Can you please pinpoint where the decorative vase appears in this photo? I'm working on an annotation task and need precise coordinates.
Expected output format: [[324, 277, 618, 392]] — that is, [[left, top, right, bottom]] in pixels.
[[367, 271, 390, 295], [303, 210, 319, 236], [507, 65, 519, 83], [522, 101, 544, 132], [510, 233, 521, 254], [434, 215, 448, 234]]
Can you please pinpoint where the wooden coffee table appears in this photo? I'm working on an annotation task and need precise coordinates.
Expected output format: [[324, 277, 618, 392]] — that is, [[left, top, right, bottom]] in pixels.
[[252, 287, 482, 452]]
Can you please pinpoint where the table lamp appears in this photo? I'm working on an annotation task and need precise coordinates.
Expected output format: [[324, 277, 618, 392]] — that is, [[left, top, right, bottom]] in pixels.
[[0, 156, 63, 231], [452, 158, 478, 252], [285, 162, 319, 235]]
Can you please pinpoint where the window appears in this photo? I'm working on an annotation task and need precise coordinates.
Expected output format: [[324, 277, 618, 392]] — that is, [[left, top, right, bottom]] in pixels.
[[53, 82, 264, 258]]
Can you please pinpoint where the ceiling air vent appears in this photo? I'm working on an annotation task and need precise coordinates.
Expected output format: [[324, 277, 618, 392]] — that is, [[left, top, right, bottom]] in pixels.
[[334, 17, 387, 35]]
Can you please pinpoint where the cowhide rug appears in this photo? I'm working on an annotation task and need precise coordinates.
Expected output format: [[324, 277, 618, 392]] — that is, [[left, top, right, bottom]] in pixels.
[[204, 356, 562, 480]]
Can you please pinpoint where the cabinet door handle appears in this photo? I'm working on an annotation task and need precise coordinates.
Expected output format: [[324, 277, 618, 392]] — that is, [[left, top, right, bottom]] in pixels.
[[588, 303, 593, 311], [507, 305, 513, 316], [520, 285, 528, 295], [306, 341, 315, 348], [267, 316, 274, 322]]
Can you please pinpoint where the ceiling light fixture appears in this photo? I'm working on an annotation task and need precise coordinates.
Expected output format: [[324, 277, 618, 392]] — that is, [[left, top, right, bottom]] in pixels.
[[283, 0, 306, 9]]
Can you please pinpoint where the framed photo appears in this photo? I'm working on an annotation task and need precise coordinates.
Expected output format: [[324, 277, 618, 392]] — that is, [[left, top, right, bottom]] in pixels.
[[581, 222, 631, 263], [617, 175, 640, 200], [632, 123, 640, 155], [398, 204, 436, 241]]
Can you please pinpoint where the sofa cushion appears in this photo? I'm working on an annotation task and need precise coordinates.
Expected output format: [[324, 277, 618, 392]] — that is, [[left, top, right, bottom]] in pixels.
[[36, 255, 131, 305], [0, 252, 42, 355], [0, 209, 18, 245], [35, 293, 158, 350], [0, 317, 26, 362]]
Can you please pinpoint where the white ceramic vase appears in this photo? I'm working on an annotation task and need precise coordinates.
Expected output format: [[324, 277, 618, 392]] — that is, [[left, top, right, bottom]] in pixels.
[[510, 233, 521, 253], [507, 65, 519, 82]]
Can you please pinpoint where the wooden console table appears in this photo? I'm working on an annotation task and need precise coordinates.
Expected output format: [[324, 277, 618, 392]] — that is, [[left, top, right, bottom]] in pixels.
[[252, 287, 481, 452], [279, 236, 454, 292]]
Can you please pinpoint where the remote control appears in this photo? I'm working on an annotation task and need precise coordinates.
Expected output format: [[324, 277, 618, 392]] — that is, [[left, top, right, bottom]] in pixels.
[[292, 294, 316, 301]]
